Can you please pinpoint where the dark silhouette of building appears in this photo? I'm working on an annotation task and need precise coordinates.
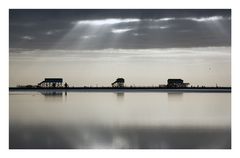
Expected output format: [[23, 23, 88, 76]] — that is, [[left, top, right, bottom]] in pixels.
[[167, 79, 189, 88], [38, 78, 63, 88], [112, 78, 125, 87]]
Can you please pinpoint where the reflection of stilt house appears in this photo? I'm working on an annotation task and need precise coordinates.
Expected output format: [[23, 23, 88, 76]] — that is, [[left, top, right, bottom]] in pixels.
[[38, 78, 63, 88], [41, 91, 63, 96], [167, 79, 189, 88], [112, 78, 125, 87]]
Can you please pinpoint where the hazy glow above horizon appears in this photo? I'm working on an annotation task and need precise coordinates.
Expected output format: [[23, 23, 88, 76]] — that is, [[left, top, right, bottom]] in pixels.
[[9, 47, 231, 87]]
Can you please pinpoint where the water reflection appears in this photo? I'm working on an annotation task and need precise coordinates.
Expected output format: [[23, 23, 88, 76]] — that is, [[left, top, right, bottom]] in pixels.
[[40, 90, 63, 96], [115, 92, 124, 100], [40, 90, 67, 102], [9, 124, 231, 149], [9, 91, 231, 149], [168, 92, 183, 102]]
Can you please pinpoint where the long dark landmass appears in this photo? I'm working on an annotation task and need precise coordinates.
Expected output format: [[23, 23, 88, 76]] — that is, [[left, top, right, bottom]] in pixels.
[[9, 87, 231, 93]]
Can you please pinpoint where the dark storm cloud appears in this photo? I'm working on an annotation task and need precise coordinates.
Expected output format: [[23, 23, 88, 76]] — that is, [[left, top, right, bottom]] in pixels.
[[9, 9, 231, 50]]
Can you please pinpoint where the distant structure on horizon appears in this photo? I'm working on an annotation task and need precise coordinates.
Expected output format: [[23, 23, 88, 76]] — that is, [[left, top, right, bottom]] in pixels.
[[15, 77, 194, 89], [112, 78, 125, 87], [167, 79, 189, 88], [38, 78, 63, 88]]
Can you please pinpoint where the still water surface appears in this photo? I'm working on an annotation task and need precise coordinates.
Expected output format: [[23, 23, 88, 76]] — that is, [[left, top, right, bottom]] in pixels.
[[9, 91, 231, 149]]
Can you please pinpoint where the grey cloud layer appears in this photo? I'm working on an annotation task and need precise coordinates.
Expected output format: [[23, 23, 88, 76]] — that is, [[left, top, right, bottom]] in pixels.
[[9, 9, 231, 50]]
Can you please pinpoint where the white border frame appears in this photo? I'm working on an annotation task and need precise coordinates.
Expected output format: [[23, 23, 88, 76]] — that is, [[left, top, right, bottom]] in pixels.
[[2, 0, 239, 157]]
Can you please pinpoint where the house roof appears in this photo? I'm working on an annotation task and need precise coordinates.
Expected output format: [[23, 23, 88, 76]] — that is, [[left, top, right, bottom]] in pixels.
[[44, 78, 63, 82]]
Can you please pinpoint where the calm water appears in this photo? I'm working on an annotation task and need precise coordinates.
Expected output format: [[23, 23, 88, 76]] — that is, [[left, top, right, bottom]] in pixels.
[[9, 90, 231, 149]]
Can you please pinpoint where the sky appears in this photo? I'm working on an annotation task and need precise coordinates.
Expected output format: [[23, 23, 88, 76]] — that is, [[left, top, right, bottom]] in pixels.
[[9, 9, 231, 87]]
